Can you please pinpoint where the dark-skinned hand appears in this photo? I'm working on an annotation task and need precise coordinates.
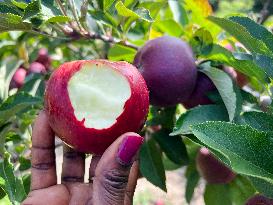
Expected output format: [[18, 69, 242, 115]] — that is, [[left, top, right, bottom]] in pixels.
[[22, 111, 143, 205]]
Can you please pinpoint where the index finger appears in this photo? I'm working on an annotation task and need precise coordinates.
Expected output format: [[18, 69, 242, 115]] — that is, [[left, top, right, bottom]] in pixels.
[[31, 110, 57, 190]]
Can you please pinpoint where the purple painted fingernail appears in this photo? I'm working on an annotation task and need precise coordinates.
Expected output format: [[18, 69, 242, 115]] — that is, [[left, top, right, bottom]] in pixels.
[[117, 135, 144, 166]]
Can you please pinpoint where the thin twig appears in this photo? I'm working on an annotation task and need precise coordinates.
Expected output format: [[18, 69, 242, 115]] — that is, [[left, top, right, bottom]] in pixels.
[[258, 0, 272, 24], [67, 0, 85, 32], [55, 0, 68, 16], [85, 32, 139, 50], [30, 28, 70, 40]]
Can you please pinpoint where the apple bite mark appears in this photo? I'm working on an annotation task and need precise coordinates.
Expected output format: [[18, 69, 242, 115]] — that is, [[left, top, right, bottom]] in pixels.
[[67, 62, 131, 129]]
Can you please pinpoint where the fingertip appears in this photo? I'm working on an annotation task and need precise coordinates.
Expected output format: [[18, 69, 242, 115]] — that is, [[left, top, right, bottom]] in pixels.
[[116, 134, 143, 166]]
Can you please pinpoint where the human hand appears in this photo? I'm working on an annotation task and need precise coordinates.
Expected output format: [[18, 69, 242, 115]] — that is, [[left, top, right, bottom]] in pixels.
[[22, 111, 143, 205]]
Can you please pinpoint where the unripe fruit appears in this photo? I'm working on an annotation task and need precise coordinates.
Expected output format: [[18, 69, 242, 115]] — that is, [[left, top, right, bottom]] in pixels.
[[10, 68, 27, 88], [29, 62, 46, 74], [36, 48, 51, 69], [133, 36, 197, 107], [196, 148, 236, 184], [183, 73, 216, 109], [45, 60, 149, 154], [245, 194, 273, 205]]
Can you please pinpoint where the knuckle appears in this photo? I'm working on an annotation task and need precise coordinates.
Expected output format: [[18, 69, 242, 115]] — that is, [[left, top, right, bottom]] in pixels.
[[32, 161, 55, 170], [61, 176, 84, 183], [97, 168, 129, 203]]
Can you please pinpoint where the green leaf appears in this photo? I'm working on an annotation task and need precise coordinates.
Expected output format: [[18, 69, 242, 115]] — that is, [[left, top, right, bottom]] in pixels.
[[103, 0, 115, 11], [253, 54, 273, 79], [168, 0, 188, 26], [22, 174, 30, 196], [0, 3, 22, 16], [0, 153, 26, 204], [229, 16, 273, 53], [115, 1, 153, 22], [11, 0, 27, 9], [249, 177, 273, 198], [108, 44, 136, 62], [190, 28, 213, 55], [0, 58, 23, 101], [147, 106, 176, 129], [88, 10, 118, 27], [46, 15, 70, 23], [229, 175, 256, 205], [204, 184, 232, 205], [204, 44, 267, 83], [153, 129, 188, 165], [208, 16, 271, 55], [152, 19, 183, 37], [140, 139, 166, 191], [162, 153, 182, 170], [18, 157, 30, 171], [23, 0, 40, 20], [0, 92, 42, 125], [185, 163, 200, 203], [201, 66, 242, 121], [191, 122, 273, 195], [0, 13, 31, 32], [171, 105, 228, 136], [237, 111, 273, 134], [41, 0, 67, 22]]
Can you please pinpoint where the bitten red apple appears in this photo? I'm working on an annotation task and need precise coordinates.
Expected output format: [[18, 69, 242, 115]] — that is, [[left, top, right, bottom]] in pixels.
[[196, 148, 236, 184], [10, 68, 27, 88], [45, 60, 149, 154], [133, 36, 197, 107], [183, 73, 216, 109], [245, 195, 273, 205]]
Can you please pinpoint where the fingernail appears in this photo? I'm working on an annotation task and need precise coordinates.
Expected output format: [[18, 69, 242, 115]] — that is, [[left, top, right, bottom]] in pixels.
[[117, 135, 144, 166]]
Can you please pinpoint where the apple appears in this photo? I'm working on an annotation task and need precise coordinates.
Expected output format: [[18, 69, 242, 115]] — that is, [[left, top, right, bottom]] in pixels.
[[183, 73, 216, 109], [196, 147, 236, 184], [45, 60, 149, 154], [29, 62, 47, 74], [10, 68, 27, 88], [133, 36, 197, 107], [36, 48, 51, 69], [223, 66, 249, 87], [245, 195, 273, 205]]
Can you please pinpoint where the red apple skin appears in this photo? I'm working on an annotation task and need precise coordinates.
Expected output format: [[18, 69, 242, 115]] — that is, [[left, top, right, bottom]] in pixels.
[[133, 36, 197, 107], [196, 148, 236, 184], [45, 60, 149, 154], [245, 195, 273, 205], [183, 73, 216, 109], [10, 68, 27, 88], [29, 62, 47, 74]]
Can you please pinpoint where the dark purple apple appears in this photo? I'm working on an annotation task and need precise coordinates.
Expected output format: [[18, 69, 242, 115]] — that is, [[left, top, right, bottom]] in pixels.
[[133, 36, 197, 107], [29, 62, 46, 74], [183, 72, 216, 109], [10, 68, 27, 88], [245, 195, 273, 205], [196, 147, 236, 184], [45, 60, 149, 154], [36, 48, 51, 69]]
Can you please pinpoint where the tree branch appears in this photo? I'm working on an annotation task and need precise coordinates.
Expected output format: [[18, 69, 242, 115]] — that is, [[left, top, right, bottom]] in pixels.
[[84, 32, 139, 50], [258, 0, 272, 24]]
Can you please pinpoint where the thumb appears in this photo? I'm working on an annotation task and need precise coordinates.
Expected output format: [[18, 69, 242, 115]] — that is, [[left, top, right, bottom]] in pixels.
[[92, 132, 143, 205]]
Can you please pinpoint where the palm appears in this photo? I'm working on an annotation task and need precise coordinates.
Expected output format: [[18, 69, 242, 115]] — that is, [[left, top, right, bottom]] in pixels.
[[27, 182, 95, 205]]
